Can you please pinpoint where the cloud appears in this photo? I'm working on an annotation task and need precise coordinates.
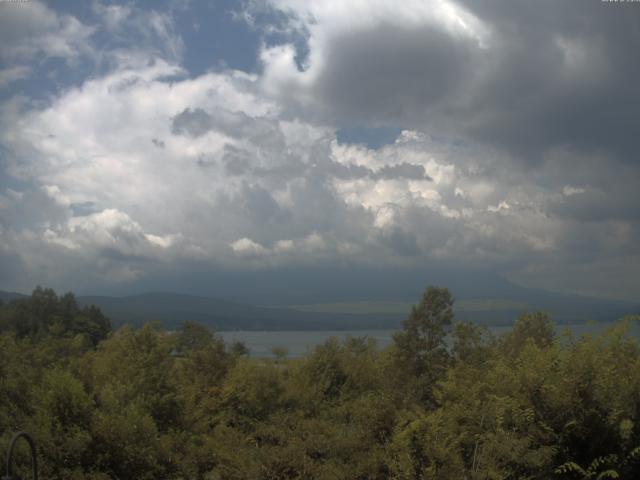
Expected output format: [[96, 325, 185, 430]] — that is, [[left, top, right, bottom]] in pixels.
[[0, 0, 186, 97], [562, 186, 586, 197], [259, 0, 489, 127], [46, 208, 178, 256], [92, 2, 185, 64], [230, 232, 329, 261], [171, 108, 215, 137], [0, 65, 31, 89], [0, 1, 638, 301], [2, 55, 638, 297], [0, 1, 95, 63], [230, 237, 269, 258], [258, 0, 640, 163], [377, 227, 421, 257]]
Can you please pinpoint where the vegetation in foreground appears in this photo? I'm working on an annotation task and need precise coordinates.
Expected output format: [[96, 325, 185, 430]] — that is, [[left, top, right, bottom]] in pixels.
[[1, 286, 639, 479]]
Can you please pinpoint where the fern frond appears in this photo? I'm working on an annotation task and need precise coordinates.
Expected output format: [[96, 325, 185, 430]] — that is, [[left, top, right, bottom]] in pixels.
[[555, 461, 586, 476], [595, 470, 619, 480]]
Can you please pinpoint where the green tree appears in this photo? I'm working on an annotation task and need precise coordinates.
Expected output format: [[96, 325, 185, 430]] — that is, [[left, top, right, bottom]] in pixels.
[[219, 359, 284, 429], [0, 287, 110, 345], [271, 345, 289, 363], [175, 320, 214, 354], [501, 311, 554, 357], [229, 340, 250, 357], [393, 286, 454, 405], [451, 321, 493, 367]]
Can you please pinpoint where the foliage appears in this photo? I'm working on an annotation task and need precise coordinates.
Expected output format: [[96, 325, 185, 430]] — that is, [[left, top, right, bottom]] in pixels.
[[0, 286, 110, 346], [392, 286, 454, 406], [1, 289, 639, 479]]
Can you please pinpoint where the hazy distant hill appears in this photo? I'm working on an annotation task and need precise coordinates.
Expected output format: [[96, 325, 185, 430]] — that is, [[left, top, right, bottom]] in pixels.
[[1, 287, 637, 331], [0, 290, 27, 303], [76, 292, 402, 331]]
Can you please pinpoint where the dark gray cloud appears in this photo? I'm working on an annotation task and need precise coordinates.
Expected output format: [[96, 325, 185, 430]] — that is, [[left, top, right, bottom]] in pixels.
[[378, 226, 421, 257], [264, 0, 640, 163], [171, 108, 213, 137], [377, 163, 429, 181], [151, 138, 165, 148], [312, 24, 481, 125], [221, 145, 252, 175], [455, 0, 640, 162], [237, 183, 291, 226], [0, 246, 26, 288], [0, 188, 68, 230], [337, 126, 403, 149], [548, 190, 640, 223]]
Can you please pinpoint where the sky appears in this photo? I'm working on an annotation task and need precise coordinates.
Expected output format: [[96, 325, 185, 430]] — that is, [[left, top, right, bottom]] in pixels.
[[0, 0, 639, 303]]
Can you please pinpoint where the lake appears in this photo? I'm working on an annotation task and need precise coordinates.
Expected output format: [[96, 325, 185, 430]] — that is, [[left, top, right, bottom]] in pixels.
[[221, 321, 640, 358]]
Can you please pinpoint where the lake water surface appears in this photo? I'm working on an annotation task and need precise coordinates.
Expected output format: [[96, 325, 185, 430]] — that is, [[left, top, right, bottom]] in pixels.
[[221, 321, 640, 358]]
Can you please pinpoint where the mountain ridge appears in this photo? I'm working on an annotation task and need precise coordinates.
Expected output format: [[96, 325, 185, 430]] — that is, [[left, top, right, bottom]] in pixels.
[[1, 286, 637, 331]]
